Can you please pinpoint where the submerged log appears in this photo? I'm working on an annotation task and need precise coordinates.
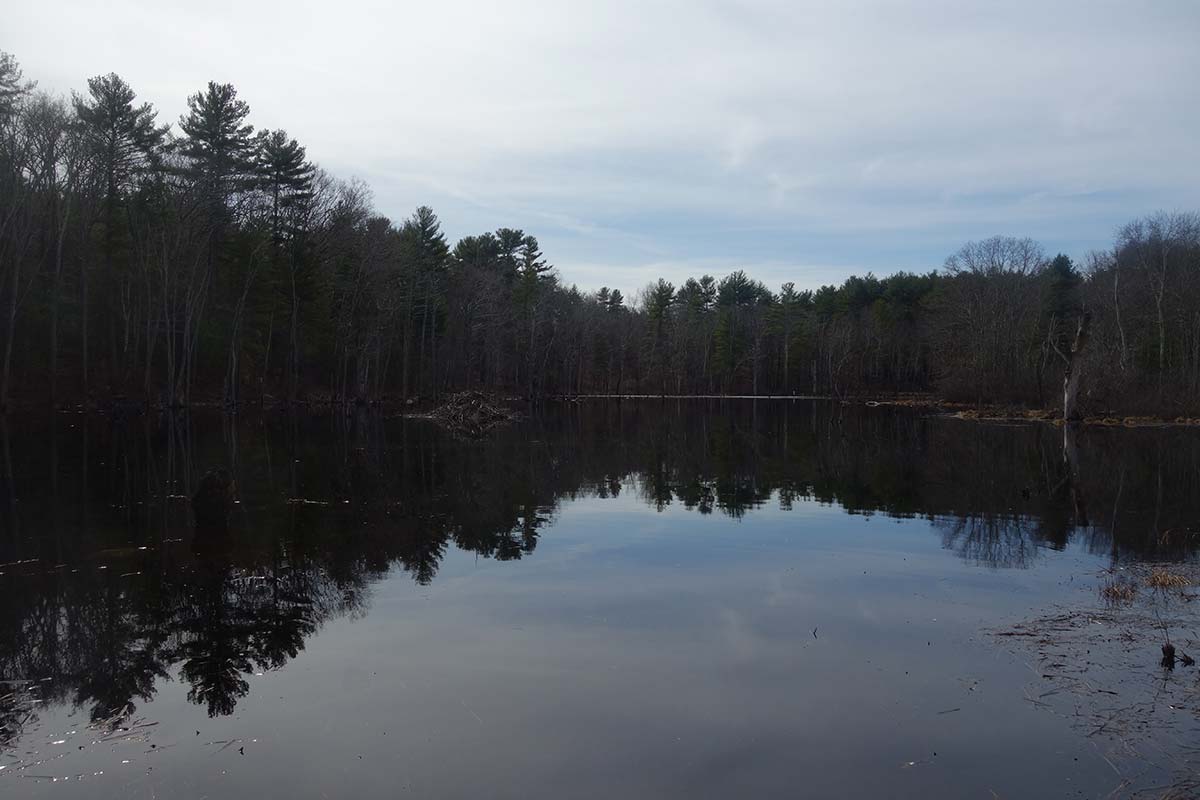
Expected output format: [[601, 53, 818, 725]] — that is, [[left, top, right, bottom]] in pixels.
[[193, 469, 235, 529]]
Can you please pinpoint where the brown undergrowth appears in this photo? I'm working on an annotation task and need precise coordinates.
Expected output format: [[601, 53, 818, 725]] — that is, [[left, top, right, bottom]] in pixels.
[[853, 395, 1200, 427]]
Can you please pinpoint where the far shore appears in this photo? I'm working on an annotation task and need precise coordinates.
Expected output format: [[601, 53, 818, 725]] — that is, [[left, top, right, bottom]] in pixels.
[[8, 391, 1200, 428]]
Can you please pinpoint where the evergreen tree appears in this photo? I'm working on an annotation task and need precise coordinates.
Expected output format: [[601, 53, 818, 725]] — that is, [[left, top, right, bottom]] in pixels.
[[0, 51, 33, 121], [73, 73, 168, 388], [177, 81, 255, 215], [74, 73, 167, 195], [255, 129, 313, 244], [772, 282, 803, 393], [452, 232, 499, 271]]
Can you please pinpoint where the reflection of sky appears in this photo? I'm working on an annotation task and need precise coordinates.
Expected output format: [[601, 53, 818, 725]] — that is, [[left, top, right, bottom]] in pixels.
[[11, 492, 1121, 799]]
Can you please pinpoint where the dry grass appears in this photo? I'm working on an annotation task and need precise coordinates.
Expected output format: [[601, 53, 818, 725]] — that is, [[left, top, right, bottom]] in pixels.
[[920, 402, 1200, 428], [1100, 576, 1138, 604], [1147, 567, 1191, 590]]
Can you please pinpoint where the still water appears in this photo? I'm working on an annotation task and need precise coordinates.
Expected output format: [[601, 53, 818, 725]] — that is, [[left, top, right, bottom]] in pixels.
[[1, 400, 1197, 798]]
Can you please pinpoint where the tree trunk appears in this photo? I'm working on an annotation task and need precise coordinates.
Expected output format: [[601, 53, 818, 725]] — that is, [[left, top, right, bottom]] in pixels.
[[1156, 287, 1166, 400], [143, 270, 159, 402], [783, 333, 789, 394], [1, 258, 19, 410], [50, 194, 70, 405], [226, 248, 264, 407], [1112, 253, 1126, 372], [292, 285, 302, 401], [1062, 312, 1091, 423], [401, 298, 413, 399], [262, 311, 273, 405], [81, 260, 89, 399], [419, 282, 430, 394]]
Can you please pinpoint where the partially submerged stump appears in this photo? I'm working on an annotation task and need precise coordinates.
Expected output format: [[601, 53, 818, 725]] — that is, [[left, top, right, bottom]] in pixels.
[[193, 468, 235, 529], [1162, 642, 1176, 669]]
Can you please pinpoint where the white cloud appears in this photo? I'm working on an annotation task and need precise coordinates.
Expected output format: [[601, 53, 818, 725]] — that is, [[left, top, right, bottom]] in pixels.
[[8, 0, 1198, 296]]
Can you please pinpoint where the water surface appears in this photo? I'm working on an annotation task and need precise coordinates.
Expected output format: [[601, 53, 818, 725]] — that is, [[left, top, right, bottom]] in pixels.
[[1, 401, 1197, 798]]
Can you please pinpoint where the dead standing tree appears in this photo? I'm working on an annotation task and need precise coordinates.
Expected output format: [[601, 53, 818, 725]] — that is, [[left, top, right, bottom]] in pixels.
[[1054, 311, 1092, 423]]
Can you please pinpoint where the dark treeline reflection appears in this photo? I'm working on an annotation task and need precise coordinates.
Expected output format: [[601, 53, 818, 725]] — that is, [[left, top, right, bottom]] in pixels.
[[1, 401, 1198, 741]]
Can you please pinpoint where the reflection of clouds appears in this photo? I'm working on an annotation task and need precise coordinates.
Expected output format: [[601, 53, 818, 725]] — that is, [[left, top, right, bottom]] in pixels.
[[855, 598, 883, 626], [762, 571, 798, 609], [718, 607, 761, 663]]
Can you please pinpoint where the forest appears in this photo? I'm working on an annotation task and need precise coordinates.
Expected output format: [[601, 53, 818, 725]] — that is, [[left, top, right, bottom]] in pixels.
[[2, 51, 1199, 415]]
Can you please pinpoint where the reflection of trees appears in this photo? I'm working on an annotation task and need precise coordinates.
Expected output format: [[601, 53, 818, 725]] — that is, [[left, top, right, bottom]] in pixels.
[[936, 514, 1041, 569], [73, 597, 170, 723], [1, 402, 1199, 738], [0, 681, 37, 748]]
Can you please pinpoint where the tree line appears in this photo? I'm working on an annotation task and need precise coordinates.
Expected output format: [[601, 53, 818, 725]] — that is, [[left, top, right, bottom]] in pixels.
[[2, 51, 1198, 414]]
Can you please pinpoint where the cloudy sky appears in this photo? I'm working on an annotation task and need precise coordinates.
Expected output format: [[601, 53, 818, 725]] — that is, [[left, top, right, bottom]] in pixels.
[[9, 0, 1199, 294]]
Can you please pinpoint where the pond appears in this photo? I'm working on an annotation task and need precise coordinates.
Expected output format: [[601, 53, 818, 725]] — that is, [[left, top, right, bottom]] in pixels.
[[1, 400, 1197, 798]]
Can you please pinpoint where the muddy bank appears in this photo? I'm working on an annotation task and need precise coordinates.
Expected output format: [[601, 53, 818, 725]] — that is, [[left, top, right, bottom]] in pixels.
[[547, 393, 1200, 427]]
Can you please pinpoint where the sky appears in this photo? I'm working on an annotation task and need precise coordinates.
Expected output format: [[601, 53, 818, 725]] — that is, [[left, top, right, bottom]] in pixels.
[[7, 0, 1199, 296]]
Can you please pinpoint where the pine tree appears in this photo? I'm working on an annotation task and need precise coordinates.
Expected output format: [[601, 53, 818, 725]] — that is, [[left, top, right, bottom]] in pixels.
[[0, 51, 34, 121], [74, 73, 168, 389], [494, 228, 527, 283], [255, 129, 313, 245], [772, 282, 803, 393], [178, 82, 255, 216], [398, 206, 449, 395], [452, 233, 499, 271], [74, 73, 167, 194], [173, 82, 255, 403]]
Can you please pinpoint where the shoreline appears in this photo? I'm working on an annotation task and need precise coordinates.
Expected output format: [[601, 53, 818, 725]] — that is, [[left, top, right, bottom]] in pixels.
[[5, 392, 1200, 428]]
